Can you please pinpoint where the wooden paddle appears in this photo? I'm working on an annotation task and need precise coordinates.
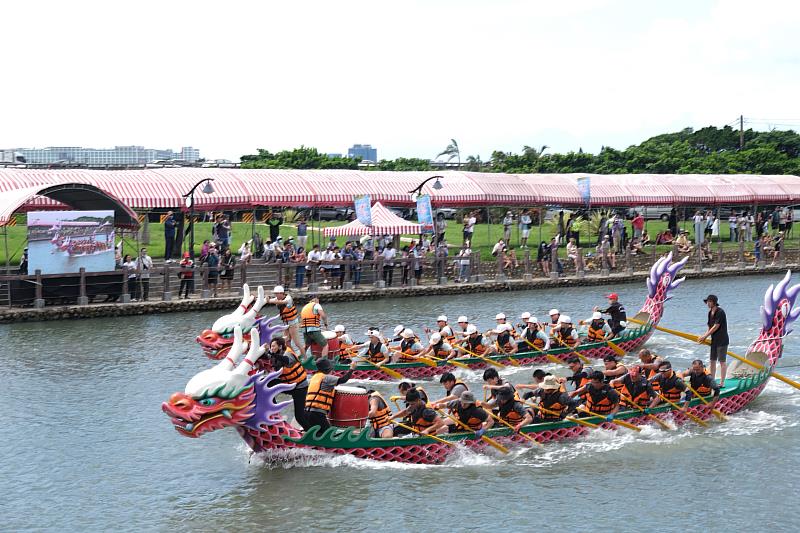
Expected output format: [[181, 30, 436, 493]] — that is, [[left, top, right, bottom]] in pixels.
[[620, 398, 672, 430], [386, 346, 438, 367], [685, 384, 727, 421], [394, 421, 458, 447], [480, 407, 543, 447], [435, 409, 509, 453], [456, 343, 507, 369], [520, 337, 563, 365], [522, 400, 600, 429], [627, 318, 800, 392], [578, 407, 643, 432], [656, 393, 709, 427], [606, 340, 626, 356], [553, 336, 592, 364], [353, 356, 404, 380], [426, 353, 471, 369]]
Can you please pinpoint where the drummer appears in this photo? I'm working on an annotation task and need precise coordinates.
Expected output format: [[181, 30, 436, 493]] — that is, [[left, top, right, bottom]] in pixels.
[[304, 358, 358, 434], [417, 332, 456, 360], [366, 390, 394, 438]]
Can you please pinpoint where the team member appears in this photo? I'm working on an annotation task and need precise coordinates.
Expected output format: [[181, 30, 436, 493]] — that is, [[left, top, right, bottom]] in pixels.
[[366, 390, 394, 438], [555, 315, 580, 348], [573, 371, 621, 420], [482, 368, 517, 406], [392, 389, 446, 435], [516, 312, 532, 332], [490, 313, 517, 336], [680, 359, 721, 408], [444, 391, 491, 435], [698, 294, 729, 387], [304, 358, 358, 434], [516, 369, 550, 399], [518, 317, 550, 351], [333, 325, 354, 361], [565, 356, 592, 401], [300, 297, 330, 360], [637, 348, 665, 388], [394, 328, 424, 362], [547, 309, 561, 336], [495, 388, 534, 431], [529, 375, 577, 422], [358, 328, 390, 365], [390, 325, 406, 344], [426, 315, 456, 343], [267, 286, 305, 355], [430, 372, 470, 408], [648, 361, 687, 408], [454, 316, 471, 340], [601, 355, 628, 395], [595, 292, 627, 335], [398, 381, 429, 405], [456, 325, 495, 357], [610, 365, 655, 409], [582, 311, 613, 342], [417, 332, 455, 360], [490, 323, 518, 354], [267, 337, 311, 430]]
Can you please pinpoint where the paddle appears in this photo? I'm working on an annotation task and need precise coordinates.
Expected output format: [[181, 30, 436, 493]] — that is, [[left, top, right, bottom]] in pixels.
[[386, 346, 438, 367], [480, 406, 543, 447], [685, 384, 727, 421], [455, 342, 507, 369], [434, 409, 509, 453], [656, 393, 709, 427], [606, 340, 626, 356], [521, 400, 601, 429], [494, 341, 521, 366], [627, 318, 800, 392], [393, 421, 458, 447], [553, 336, 592, 364], [577, 407, 643, 432], [620, 397, 672, 430], [426, 353, 471, 369], [353, 356, 404, 380], [521, 337, 566, 365]]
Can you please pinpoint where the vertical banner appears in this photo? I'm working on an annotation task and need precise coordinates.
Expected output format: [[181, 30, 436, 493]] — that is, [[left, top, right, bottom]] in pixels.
[[577, 176, 591, 207], [416, 194, 435, 233], [354, 195, 372, 226]]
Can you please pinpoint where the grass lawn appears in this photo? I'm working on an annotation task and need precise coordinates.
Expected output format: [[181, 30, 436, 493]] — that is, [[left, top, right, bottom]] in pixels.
[[0, 216, 792, 267]]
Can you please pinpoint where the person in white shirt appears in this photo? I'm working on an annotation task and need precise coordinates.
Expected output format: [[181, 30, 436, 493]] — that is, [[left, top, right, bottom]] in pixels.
[[134, 247, 154, 301], [519, 209, 532, 248], [263, 240, 275, 263], [693, 211, 705, 246], [463, 211, 477, 245], [382, 243, 397, 286], [306, 244, 322, 283], [491, 238, 506, 257], [238, 240, 252, 265], [456, 245, 471, 282], [321, 248, 335, 285], [502, 211, 513, 242]]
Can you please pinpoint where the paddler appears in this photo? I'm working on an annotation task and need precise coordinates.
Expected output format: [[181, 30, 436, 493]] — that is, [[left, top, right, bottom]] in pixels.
[[366, 390, 394, 438], [516, 369, 550, 399], [456, 324, 495, 357], [516, 312, 532, 332], [267, 337, 311, 431], [648, 361, 687, 408], [299, 297, 330, 361], [430, 372, 470, 408], [398, 381, 429, 405], [580, 311, 613, 342], [495, 388, 534, 431], [444, 391, 492, 436], [601, 355, 628, 395], [555, 315, 581, 348], [357, 328, 390, 366], [565, 356, 592, 401], [547, 309, 561, 336], [425, 315, 456, 344], [679, 359, 721, 408], [488, 323, 518, 355], [482, 368, 518, 407], [518, 316, 550, 351], [610, 364, 655, 410], [267, 285, 305, 355], [394, 328, 424, 363], [333, 325, 354, 361], [528, 375, 578, 422], [594, 292, 627, 335], [489, 313, 517, 337], [391, 324, 406, 343], [392, 389, 446, 435], [304, 357, 358, 434], [573, 370, 621, 421], [417, 332, 456, 360], [454, 315, 472, 340]]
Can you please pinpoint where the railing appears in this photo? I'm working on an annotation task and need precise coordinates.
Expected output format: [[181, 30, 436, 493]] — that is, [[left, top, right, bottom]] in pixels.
[[0, 244, 795, 309]]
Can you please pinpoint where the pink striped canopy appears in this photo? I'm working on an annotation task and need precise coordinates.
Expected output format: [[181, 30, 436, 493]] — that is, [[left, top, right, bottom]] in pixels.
[[1, 168, 800, 211], [322, 202, 422, 237]]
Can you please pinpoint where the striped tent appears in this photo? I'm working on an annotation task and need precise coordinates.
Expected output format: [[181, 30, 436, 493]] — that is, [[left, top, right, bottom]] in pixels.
[[322, 202, 422, 237]]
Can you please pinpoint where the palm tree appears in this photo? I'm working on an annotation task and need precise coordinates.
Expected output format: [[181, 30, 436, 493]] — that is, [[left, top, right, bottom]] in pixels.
[[437, 139, 461, 169], [522, 145, 549, 159], [464, 155, 482, 171]]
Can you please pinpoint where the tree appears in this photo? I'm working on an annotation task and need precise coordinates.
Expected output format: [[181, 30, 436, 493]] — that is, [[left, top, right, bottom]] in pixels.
[[436, 139, 461, 169]]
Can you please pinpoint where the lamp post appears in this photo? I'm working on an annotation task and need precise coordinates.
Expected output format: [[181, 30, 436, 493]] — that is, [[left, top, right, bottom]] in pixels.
[[183, 178, 215, 260], [408, 175, 444, 203]]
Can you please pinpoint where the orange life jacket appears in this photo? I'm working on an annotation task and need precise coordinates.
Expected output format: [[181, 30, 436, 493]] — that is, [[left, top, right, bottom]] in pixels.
[[620, 375, 652, 408], [399, 338, 421, 362], [539, 391, 568, 421], [467, 334, 487, 355], [657, 373, 685, 403], [495, 332, 515, 353], [689, 369, 713, 396], [411, 405, 436, 432], [558, 327, 579, 347], [277, 300, 298, 323], [369, 393, 392, 430], [368, 341, 387, 363], [587, 320, 608, 341], [586, 384, 617, 415], [499, 401, 527, 424], [300, 302, 320, 329], [276, 350, 307, 386], [305, 373, 335, 413], [456, 405, 485, 430]]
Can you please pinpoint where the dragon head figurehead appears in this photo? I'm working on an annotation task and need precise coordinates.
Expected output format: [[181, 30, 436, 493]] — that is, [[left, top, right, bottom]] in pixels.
[[639, 252, 688, 324], [164, 324, 295, 438], [751, 270, 800, 367], [196, 284, 267, 360]]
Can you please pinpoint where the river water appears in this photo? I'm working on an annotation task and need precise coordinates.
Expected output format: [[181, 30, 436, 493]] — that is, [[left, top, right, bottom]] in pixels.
[[4, 274, 800, 532]]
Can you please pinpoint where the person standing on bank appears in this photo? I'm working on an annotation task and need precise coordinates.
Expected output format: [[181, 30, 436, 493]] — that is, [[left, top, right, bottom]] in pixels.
[[698, 294, 728, 387], [135, 247, 153, 301], [163, 211, 176, 262]]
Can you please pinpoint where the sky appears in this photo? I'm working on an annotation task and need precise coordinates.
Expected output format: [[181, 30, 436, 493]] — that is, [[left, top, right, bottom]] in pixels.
[[1, 0, 799, 162]]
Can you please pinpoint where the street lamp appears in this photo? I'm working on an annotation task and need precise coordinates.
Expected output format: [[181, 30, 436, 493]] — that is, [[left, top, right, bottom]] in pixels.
[[183, 178, 215, 259], [408, 175, 443, 202]]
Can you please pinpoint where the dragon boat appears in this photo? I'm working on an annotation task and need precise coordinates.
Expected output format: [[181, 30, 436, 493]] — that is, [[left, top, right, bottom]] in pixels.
[[196, 253, 688, 381], [163, 271, 798, 465]]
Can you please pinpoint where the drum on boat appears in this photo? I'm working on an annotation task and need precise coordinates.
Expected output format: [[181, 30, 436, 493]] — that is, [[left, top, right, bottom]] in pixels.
[[310, 330, 341, 358], [330, 385, 369, 428]]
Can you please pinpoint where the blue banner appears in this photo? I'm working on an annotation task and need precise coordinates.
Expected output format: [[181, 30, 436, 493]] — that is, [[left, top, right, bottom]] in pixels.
[[577, 176, 591, 206], [416, 194, 434, 233], [354, 195, 372, 226]]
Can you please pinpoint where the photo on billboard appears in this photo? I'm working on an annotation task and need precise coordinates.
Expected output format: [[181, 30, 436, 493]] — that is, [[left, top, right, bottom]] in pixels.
[[27, 211, 115, 275]]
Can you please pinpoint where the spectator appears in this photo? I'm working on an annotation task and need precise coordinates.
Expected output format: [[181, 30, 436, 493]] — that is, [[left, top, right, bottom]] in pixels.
[[745, 210, 755, 242], [114, 243, 122, 268], [263, 240, 275, 263], [220, 248, 236, 292], [215, 214, 231, 251], [566, 237, 578, 265], [413, 243, 424, 283], [456, 244, 471, 282], [331, 246, 343, 290], [292, 246, 307, 288], [502, 211, 514, 242], [353, 243, 364, 287], [675, 230, 694, 253], [200, 240, 210, 263], [400, 246, 411, 286], [296, 217, 308, 250], [597, 235, 614, 269], [771, 231, 784, 266], [753, 237, 762, 266], [779, 207, 788, 232], [704, 211, 714, 241], [307, 244, 322, 285], [178, 251, 195, 299], [321, 245, 335, 285], [668, 208, 678, 236], [382, 242, 397, 286], [693, 210, 704, 246], [641, 229, 652, 246], [135, 247, 153, 301], [273, 237, 285, 262], [700, 240, 713, 261], [463, 211, 477, 245], [519, 209, 532, 249], [711, 214, 720, 241], [205, 243, 220, 297], [267, 209, 282, 242], [238, 240, 252, 265], [252, 232, 264, 259], [341, 241, 355, 284], [656, 229, 674, 245], [18, 248, 28, 275], [435, 213, 447, 245], [164, 210, 176, 262], [631, 211, 644, 241], [597, 212, 608, 246], [283, 239, 295, 263], [491, 238, 506, 257], [787, 209, 794, 235], [503, 247, 518, 274], [611, 215, 623, 254], [728, 212, 738, 242], [537, 241, 551, 276], [122, 254, 137, 300], [737, 212, 747, 243]]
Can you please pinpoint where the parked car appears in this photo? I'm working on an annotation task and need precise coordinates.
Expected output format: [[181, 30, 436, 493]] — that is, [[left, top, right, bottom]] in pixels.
[[626, 207, 673, 221], [435, 208, 458, 219], [295, 207, 354, 221]]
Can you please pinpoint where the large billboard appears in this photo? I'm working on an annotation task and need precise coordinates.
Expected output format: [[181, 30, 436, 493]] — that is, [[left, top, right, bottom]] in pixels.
[[27, 211, 115, 274]]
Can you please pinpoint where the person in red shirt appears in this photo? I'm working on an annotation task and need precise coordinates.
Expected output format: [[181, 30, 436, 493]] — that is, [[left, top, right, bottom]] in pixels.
[[631, 211, 645, 241]]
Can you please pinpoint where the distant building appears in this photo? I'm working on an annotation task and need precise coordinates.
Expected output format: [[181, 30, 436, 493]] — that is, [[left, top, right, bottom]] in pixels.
[[347, 144, 377, 163], [7, 145, 201, 165]]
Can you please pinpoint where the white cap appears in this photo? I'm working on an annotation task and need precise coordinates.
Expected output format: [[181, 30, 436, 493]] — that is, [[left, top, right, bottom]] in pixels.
[[528, 316, 538, 324], [457, 315, 469, 323], [495, 313, 506, 320], [273, 285, 285, 293], [334, 324, 346, 333], [549, 309, 560, 316], [591, 311, 603, 320], [465, 325, 478, 335], [393, 325, 405, 336], [559, 315, 572, 324], [437, 315, 448, 322], [367, 329, 381, 337], [429, 332, 442, 344], [401, 328, 415, 339], [520, 312, 531, 320], [494, 323, 513, 333]]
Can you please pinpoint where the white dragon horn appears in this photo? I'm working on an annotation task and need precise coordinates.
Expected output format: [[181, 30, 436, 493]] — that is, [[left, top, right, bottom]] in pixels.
[[232, 284, 253, 317], [240, 286, 266, 329], [234, 328, 264, 375], [217, 326, 248, 370]]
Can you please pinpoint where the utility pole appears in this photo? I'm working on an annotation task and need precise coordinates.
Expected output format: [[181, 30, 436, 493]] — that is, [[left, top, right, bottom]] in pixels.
[[739, 115, 744, 150]]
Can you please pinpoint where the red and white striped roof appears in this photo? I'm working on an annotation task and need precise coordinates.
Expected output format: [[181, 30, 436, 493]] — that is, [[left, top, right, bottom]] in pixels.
[[322, 202, 422, 237]]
